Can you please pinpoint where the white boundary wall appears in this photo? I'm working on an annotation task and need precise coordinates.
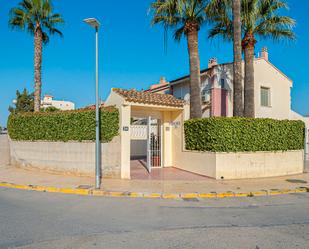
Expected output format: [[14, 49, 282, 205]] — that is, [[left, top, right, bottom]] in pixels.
[[172, 111, 304, 180], [215, 150, 304, 179], [0, 135, 10, 165], [174, 149, 304, 180], [9, 136, 121, 178]]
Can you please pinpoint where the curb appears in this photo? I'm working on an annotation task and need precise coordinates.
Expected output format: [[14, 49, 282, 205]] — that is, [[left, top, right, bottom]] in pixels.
[[0, 182, 308, 200]]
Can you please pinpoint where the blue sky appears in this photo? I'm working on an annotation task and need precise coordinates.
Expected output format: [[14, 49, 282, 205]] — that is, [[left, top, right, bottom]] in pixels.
[[1, 0, 308, 126]]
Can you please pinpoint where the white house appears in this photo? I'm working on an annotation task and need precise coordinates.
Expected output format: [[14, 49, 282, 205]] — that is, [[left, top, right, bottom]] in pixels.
[[41, 95, 75, 111], [147, 47, 309, 160], [168, 48, 296, 119]]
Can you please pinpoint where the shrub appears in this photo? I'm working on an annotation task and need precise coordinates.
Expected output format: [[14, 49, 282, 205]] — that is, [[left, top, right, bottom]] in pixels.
[[8, 107, 119, 143], [40, 106, 60, 112], [184, 117, 305, 152]]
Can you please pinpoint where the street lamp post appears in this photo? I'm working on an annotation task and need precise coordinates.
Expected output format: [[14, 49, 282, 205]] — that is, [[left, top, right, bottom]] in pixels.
[[84, 18, 101, 189]]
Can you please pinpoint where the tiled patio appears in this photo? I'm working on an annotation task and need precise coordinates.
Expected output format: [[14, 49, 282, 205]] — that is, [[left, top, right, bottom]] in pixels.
[[130, 160, 210, 181]]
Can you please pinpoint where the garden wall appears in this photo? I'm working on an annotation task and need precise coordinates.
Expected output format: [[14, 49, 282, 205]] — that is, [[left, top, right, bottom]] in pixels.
[[7, 108, 121, 178], [173, 147, 303, 180], [172, 114, 305, 179], [0, 135, 10, 166], [9, 136, 121, 178], [216, 150, 304, 179]]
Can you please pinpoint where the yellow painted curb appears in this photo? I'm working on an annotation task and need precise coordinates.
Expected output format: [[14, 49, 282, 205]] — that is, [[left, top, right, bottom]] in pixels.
[[295, 187, 309, 193], [181, 193, 199, 199], [278, 189, 296, 195], [234, 192, 250, 197], [162, 193, 179, 199], [217, 192, 235, 198], [250, 191, 268, 196], [269, 189, 282, 196], [108, 192, 126, 197], [91, 190, 108, 196], [128, 192, 143, 198], [143, 193, 162, 199], [0, 182, 308, 200], [198, 193, 217, 198]]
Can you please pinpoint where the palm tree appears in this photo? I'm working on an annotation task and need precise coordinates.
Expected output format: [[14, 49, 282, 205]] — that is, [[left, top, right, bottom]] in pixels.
[[207, 0, 295, 117], [233, 0, 243, 116], [151, 0, 211, 119], [9, 0, 64, 112]]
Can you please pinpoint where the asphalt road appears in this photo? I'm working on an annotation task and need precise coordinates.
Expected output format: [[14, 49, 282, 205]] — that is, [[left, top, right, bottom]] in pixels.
[[0, 188, 309, 249]]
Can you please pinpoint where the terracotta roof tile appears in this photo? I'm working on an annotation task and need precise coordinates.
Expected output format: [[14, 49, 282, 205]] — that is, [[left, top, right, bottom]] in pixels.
[[113, 88, 184, 108]]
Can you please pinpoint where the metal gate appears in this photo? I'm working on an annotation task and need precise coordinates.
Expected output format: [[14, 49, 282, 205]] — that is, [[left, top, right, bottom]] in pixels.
[[146, 116, 162, 172], [305, 128, 309, 161]]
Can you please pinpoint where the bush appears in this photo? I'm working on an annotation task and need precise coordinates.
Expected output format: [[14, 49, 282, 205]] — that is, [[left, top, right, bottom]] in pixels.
[[8, 107, 119, 143], [40, 106, 60, 113], [184, 117, 305, 152]]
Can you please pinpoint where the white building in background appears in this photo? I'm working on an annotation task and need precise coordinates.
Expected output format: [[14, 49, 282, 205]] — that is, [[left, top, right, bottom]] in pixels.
[[41, 95, 75, 111]]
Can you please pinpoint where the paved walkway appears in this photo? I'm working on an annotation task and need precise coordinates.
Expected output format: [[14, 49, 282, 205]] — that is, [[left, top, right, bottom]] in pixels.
[[305, 160, 309, 173], [130, 160, 209, 180], [1, 164, 308, 195]]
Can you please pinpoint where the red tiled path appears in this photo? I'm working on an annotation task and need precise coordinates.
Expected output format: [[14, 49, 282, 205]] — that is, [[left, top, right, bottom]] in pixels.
[[130, 160, 210, 181]]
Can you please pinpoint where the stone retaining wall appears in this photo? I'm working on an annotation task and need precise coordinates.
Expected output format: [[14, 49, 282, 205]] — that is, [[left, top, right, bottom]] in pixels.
[[9, 136, 121, 178]]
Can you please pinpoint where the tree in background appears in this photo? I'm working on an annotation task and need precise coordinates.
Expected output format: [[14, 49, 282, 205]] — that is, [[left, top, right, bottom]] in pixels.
[[9, 0, 64, 112], [207, 0, 295, 117], [151, 0, 211, 119], [9, 89, 34, 114]]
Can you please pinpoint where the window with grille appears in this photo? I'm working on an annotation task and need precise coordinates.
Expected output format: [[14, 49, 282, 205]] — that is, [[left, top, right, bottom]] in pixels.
[[260, 87, 271, 107]]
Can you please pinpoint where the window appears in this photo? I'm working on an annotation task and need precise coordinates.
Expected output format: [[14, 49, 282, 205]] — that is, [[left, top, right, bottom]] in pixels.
[[260, 87, 271, 107], [220, 79, 225, 89]]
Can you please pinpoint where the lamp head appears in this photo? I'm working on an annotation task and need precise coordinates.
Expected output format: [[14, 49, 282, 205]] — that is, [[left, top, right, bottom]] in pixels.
[[83, 18, 101, 28]]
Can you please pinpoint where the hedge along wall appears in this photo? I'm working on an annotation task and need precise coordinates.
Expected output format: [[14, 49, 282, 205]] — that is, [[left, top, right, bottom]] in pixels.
[[184, 117, 305, 152], [7, 107, 119, 143]]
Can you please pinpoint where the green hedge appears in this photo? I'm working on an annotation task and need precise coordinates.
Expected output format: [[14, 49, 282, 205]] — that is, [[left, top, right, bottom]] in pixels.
[[8, 107, 119, 142], [184, 117, 305, 152]]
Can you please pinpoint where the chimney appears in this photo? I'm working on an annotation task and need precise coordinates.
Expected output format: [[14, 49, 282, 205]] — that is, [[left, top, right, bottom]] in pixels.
[[208, 58, 218, 68], [159, 76, 167, 84], [150, 77, 168, 90], [260, 47, 269, 61]]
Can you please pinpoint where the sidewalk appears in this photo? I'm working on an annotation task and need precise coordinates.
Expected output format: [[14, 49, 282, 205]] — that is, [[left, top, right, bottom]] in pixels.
[[0, 164, 308, 198]]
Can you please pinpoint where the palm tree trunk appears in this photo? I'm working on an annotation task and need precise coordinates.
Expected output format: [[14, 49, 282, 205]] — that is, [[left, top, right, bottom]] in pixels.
[[243, 43, 255, 118], [233, 0, 243, 117], [34, 27, 43, 112], [186, 27, 202, 119]]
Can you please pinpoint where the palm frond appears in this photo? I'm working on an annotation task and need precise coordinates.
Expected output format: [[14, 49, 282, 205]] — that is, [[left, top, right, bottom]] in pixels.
[[9, 0, 64, 44], [206, 0, 295, 44], [150, 0, 210, 43]]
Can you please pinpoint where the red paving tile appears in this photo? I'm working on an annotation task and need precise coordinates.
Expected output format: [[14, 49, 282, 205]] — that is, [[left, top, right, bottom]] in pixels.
[[130, 160, 210, 181]]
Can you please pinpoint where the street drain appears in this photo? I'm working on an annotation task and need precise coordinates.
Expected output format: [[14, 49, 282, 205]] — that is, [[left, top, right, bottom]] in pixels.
[[77, 185, 93, 189], [286, 179, 308, 184]]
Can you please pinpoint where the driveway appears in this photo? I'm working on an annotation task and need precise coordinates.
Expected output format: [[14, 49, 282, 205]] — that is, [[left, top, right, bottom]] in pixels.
[[0, 188, 308, 249]]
